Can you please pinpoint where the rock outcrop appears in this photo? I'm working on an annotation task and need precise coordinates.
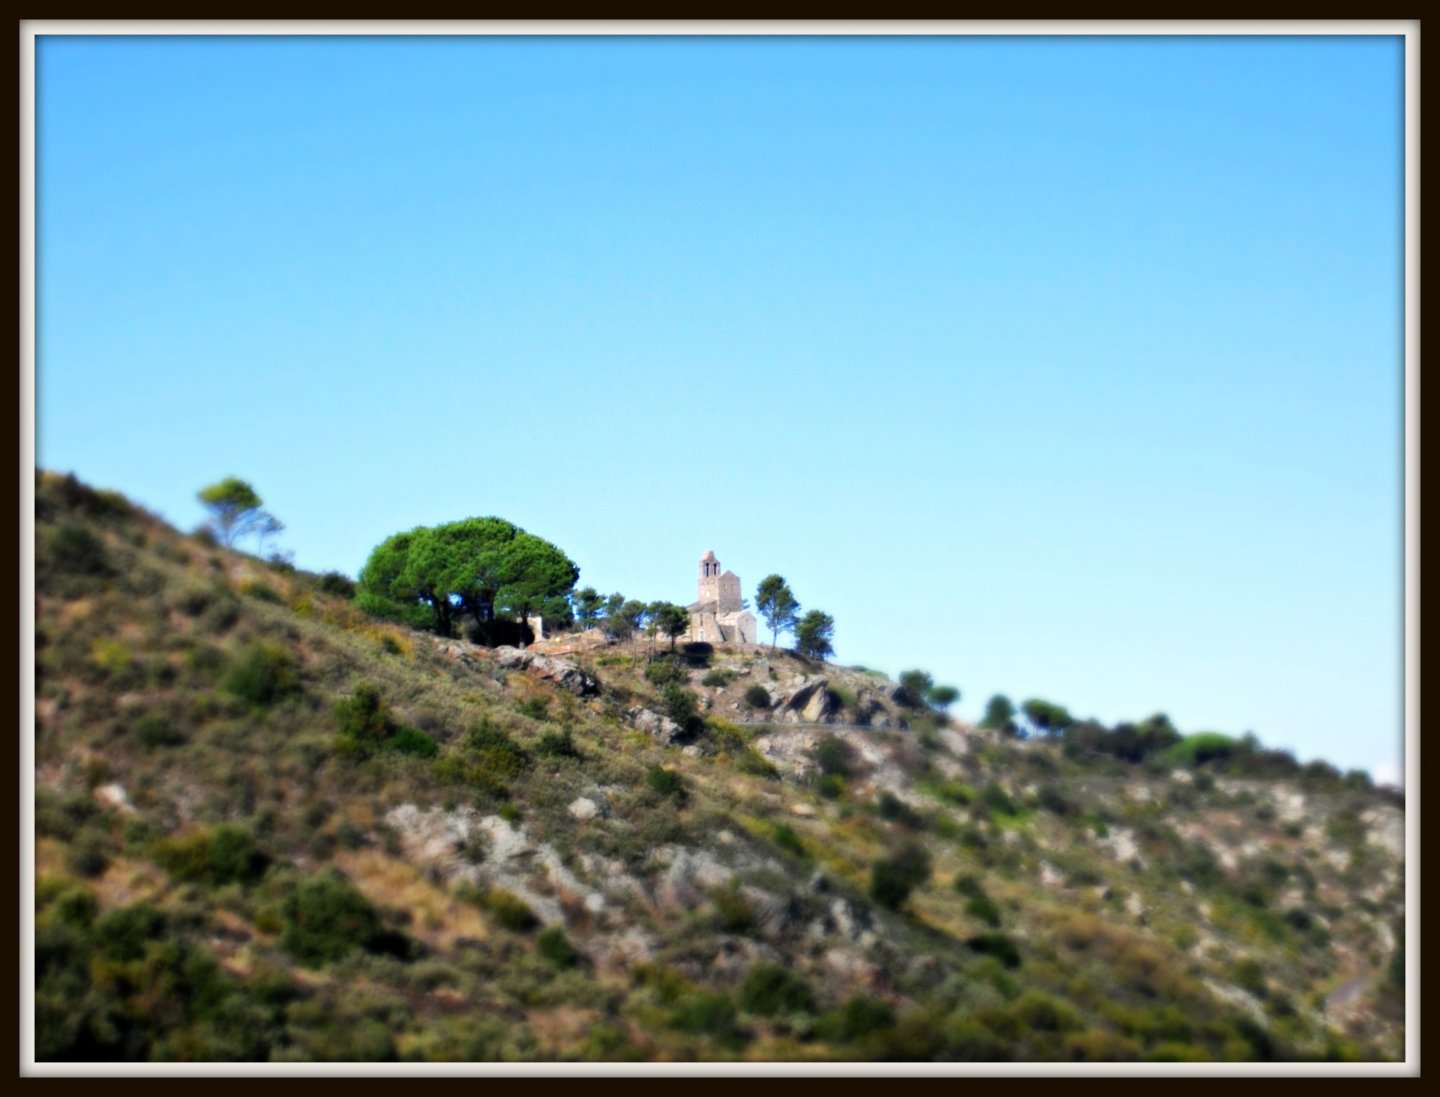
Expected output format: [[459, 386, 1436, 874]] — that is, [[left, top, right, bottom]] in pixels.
[[625, 706, 685, 744], [493, 645, 599, 696], [782, 676, 839, 723]]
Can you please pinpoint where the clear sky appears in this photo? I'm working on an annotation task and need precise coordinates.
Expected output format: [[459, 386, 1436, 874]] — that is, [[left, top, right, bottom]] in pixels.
[[34, 33, 1405, 782]]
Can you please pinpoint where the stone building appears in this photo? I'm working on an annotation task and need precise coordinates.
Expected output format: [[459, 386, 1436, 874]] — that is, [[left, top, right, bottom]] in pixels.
[[687, 550, 757, 645]]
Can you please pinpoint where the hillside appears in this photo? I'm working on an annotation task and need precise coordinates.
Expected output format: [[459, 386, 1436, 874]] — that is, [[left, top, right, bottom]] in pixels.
[[31, 471, 1406, 1064]]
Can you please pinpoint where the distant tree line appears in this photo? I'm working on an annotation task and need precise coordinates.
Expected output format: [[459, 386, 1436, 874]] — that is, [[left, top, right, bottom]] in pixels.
[[975, 691, 1377, 790]]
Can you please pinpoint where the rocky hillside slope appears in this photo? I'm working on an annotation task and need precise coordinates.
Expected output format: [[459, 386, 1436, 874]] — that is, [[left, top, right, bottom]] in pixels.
[[31, 472, 1406, 1063]]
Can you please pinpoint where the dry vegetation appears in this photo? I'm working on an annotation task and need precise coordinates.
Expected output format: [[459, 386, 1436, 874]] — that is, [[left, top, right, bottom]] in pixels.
[[32, 471, 1405, 1063]]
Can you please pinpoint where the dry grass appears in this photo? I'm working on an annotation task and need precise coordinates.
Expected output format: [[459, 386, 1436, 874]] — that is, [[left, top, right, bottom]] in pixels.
[[92, 855, 170, 910], [333, 848, 490, 949], [526, 1006, 601, 1055]]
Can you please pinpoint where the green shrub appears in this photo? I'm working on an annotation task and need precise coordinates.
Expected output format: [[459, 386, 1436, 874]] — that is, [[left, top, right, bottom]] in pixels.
[[743, 684, 772, 709], [535, 728, 580, 759], [869, 841, 932, 910], [66, 829, 112, 879], [332, 683, 437, 759], [1165, 732, 1238, 768], [771, 823, 808, 860], [701, 669, 733, 688], [660, 685, 702, 732], [241, 580, 282, 604], [1178, 845, 1222, 889], [710, 883, 754, 934], [279, 873, 383, 966], [740, 963, 816, 1016], [815, 738, 854, 778], [631, 962, 689, 1005], [818, 996, 896, 1043], [225, 643, 299, 707], [966, 932, 1021, 969], [387, 726, 438, 758], [535, 926, 579, 968], [45, 522, 113, 578], [953, 873, 986, 899], [156, 824, 268, 887], [96, 902, 167, 962], [1147, 1042, 1213, 1062], [479, 888, 538, 933], [980, 784, 1018, 817], [1036, 783, 1074, 817], [818, 774, 846, 800], [680, 642, 713, 668], [645, 659, 687, 687], [515, 696, 549, 721], [647, 766, 685, 802], [465, 720, 529, 779], [1010, 990, 1081, 1033], [135, 711, 185, 748], [670, 992, 741, 1042], [333, 683, 390, 741], [877, 791, 922, 828], [932, 781, 976, 806], [1233, 957, 1267, 997], [735, 749, 779, 779], [317, 572, 357, 599], [965, 894, 1003, 928]]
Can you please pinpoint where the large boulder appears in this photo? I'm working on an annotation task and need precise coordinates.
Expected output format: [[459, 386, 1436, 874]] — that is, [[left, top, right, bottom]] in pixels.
[[625, 706, 685, 745], [493, 646, 599, 696], [782, 676, 839, 723]]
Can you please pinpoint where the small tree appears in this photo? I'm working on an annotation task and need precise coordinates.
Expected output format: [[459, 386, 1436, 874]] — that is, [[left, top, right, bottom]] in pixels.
[[656, 602, 691, 652], [754, 575, 800, 651], [198, 477, 276, 550], [616, 600, 647, 657], [979, 694, 1018, 736], [256, 514, 285, 557], [927, 684, 961, 711], [644, 600, 666, 658], [1021, 699, 1074, 738], [572, 587, 604, 631], [869, 840, 933, 911], [898, 670, 934, 708], [793, 610, 835, 662]]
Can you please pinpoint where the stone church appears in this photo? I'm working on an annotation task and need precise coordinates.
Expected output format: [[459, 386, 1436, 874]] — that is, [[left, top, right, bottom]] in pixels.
[[687, 550, 757, 645]]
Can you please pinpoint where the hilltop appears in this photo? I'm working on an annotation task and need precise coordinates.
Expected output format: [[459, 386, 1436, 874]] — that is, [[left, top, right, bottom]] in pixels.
[[31, 471, 1405, 1063]]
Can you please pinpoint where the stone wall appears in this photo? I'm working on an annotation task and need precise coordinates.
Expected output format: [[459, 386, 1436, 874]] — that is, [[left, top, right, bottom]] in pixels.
[[716, 572, 742, 613]]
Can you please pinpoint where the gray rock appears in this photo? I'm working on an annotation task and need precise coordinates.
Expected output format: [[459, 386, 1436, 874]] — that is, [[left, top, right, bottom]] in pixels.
[[829, 897, 874, 944], [784, 677, 832, 721], [742, 885, 794, 939], [625, 706, 684, 744], [568, 796, 601, 822], [493, 646, 599, 695]]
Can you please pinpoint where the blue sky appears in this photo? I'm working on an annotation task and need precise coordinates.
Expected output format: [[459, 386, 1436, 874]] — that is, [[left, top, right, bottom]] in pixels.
[[34, 33, 1405, 781]]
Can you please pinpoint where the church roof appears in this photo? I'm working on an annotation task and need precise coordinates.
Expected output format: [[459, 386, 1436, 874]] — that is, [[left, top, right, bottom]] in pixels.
[[701, 549, 717, 562]]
